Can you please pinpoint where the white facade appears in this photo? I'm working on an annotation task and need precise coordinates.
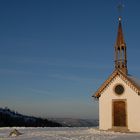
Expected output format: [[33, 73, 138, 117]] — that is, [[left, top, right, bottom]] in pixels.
[[99, 75, 140, 132]]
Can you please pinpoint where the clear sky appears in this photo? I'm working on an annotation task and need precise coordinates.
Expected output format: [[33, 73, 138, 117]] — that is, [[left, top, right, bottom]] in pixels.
[[0, 0, 140, 119]]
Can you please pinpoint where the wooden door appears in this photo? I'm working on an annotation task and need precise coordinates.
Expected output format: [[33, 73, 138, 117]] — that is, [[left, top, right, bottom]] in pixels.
[[113, 101, 126, 127]]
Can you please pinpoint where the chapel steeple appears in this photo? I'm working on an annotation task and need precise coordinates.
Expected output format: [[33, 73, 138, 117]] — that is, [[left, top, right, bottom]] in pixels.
[[115, 17, 128, 75]]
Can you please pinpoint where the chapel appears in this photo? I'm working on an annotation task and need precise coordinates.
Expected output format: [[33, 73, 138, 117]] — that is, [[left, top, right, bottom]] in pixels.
[[93, 16, 140, 132]]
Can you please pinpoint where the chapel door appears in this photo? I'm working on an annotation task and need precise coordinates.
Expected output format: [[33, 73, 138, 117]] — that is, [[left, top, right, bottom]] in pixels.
[[113, 101, 127, 127]]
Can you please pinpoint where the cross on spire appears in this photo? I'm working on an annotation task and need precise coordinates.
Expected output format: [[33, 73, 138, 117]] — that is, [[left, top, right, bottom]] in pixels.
[[117, 3, 124, 21]]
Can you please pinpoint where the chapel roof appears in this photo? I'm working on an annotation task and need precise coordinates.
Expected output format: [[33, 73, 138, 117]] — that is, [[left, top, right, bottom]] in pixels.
[[93, 70, 140, 98], [127, 75, 140, 89]]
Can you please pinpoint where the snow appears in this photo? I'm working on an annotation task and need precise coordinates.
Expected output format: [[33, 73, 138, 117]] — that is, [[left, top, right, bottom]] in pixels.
[[0, 127, 140, 140]]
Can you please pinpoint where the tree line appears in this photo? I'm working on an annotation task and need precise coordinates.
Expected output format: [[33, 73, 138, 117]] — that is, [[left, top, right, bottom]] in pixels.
[[0, 107, 62, 127]]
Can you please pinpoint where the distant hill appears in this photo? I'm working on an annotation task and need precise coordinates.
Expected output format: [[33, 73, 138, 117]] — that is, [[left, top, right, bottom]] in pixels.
[[50, 118, 99, 127], [0, 107, 62, 127]]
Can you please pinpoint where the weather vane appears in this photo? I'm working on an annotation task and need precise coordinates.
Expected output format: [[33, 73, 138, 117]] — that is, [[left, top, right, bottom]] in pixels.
[[117, 2, 124, 21]]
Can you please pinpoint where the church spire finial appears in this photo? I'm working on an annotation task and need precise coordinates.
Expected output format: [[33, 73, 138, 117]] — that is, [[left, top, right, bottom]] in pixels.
[[118, 16, 122, 22], [115, 4, 128, 75]]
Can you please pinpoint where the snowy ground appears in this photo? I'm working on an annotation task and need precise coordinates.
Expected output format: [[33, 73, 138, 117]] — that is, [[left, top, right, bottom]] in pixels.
[[0, 127, 140, 140]]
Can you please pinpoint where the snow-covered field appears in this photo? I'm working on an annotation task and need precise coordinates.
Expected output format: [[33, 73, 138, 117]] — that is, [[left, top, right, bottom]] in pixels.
[[0, 127, 140, 140]]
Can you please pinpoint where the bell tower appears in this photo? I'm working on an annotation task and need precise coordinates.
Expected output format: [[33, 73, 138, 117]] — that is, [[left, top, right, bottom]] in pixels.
[[114, 17, 128, 75]]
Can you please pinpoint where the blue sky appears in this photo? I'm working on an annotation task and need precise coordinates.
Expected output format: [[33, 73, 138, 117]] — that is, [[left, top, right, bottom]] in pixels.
[[0, 0, 140, 119]]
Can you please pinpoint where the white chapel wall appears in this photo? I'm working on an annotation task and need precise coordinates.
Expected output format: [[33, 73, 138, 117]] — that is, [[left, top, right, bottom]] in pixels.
[[99, 76, 140, 132]]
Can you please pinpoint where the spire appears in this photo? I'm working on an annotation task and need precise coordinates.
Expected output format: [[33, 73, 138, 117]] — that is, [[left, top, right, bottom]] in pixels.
[[115, 17, 128, 75], [116, 17, 125, 46]]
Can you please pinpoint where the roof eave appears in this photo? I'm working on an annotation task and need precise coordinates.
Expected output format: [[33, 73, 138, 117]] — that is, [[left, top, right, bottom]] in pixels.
[[92, 69, 118, 98], [92, 69, 140, 98]]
